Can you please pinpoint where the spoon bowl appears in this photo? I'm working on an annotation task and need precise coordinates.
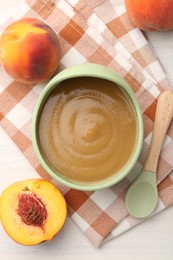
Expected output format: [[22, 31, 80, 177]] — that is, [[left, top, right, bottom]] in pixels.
[[126, 170, 157, 218]]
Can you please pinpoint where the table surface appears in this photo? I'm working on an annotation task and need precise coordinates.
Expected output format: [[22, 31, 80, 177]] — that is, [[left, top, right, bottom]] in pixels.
[[0, 1, 173, 259]]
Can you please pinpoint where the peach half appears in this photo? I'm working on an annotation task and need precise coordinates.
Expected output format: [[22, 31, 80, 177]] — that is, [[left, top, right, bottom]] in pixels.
[[0, 18, 60, 84], [0, 179, 67, 246]]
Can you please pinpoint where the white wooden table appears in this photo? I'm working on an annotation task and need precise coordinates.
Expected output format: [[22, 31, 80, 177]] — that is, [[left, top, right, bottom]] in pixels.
[[0, 1, 173, 259]]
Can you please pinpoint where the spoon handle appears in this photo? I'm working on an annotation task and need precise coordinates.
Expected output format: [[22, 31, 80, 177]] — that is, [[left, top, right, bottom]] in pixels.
[[144, 90, 173, 173]]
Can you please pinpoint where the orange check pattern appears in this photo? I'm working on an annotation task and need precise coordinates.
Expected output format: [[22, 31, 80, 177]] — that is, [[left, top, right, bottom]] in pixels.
[[1, 0, 173, 247]]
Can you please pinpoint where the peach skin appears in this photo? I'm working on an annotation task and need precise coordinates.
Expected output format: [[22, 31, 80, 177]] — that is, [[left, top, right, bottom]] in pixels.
[[125, 0, 173, 31], [0, 18, 61, 84], [0, 179, 67, 246]]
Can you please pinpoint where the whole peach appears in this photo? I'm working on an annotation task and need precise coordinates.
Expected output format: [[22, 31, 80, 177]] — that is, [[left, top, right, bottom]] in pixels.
[[125, 0, 173, 31], [0, 18, 60, 84]]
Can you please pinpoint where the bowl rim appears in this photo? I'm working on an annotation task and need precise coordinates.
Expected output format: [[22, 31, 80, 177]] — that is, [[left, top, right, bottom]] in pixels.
[[32, 63, 143, 190]]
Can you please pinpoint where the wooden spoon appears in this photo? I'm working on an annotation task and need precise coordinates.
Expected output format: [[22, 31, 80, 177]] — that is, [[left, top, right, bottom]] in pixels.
[[125, 90, 173, 218]]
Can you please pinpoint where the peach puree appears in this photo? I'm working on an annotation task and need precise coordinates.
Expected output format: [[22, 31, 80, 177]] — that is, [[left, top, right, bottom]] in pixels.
[[38, 77, 137, 183]]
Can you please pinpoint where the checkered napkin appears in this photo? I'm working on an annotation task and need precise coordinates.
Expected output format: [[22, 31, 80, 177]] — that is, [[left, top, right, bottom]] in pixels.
[[1, 0, 173, 247]]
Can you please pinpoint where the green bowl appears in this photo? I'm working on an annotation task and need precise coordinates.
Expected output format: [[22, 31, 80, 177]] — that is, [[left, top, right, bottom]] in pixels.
[[32, 63, 143, 190]]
